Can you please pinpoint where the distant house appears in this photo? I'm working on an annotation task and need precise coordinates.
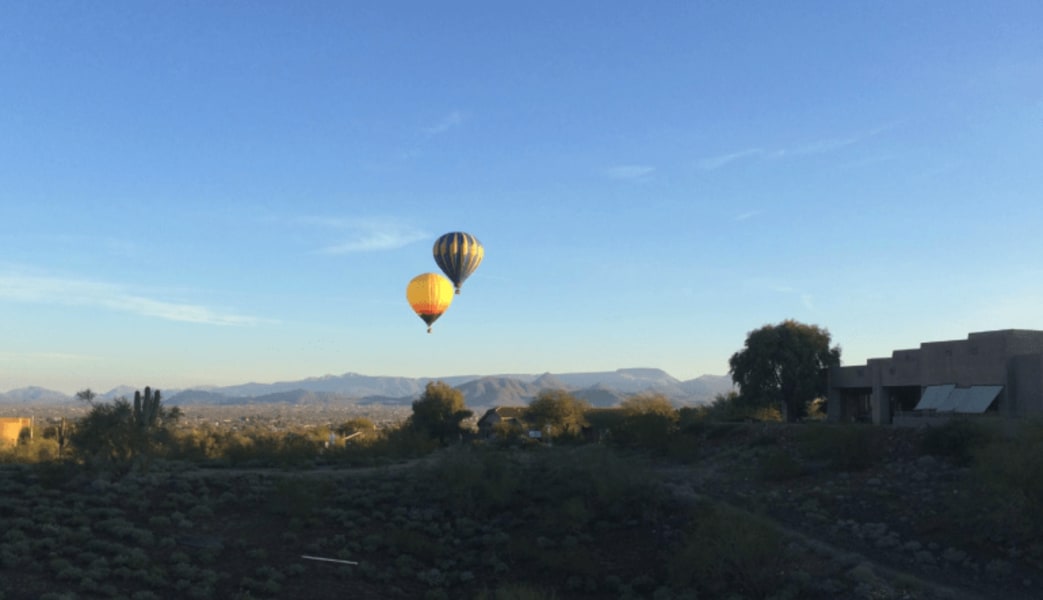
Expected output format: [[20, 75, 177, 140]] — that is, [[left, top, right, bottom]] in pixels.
[[476, 407, 529, 438], [0, 417, 33, 448], [829, 329, 1043, 425], [582, 408, 626, 442]]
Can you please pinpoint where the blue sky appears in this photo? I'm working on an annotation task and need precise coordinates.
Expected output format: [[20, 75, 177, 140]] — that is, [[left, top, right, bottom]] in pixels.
[[2, 2, 1042, 394]]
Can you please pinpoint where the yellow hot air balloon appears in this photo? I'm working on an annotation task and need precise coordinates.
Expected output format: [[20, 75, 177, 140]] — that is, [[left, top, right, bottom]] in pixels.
[[406, 273, 454, 333]]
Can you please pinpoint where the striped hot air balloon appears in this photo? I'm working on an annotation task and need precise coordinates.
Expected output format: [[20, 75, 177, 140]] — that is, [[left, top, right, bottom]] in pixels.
[[433, 232, 483, 294], [406, 273, 455, 333]]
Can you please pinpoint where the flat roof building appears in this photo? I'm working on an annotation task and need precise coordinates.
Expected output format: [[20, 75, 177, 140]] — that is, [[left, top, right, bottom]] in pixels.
[[828, 330, 1043, 425]]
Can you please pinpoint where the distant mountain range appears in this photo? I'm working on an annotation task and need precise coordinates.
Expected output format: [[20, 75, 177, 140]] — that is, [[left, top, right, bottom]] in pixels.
[[0, 368, 734, 410]]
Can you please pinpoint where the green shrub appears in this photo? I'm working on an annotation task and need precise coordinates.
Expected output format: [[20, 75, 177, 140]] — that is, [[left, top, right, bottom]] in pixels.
[[475, 584, 559, 600], [798, 424, 883, 471], [758, 449, 804, 481], [70, 387, 180, 468], [669, 501, 785, 597], [612, 412, 679, 453], [920, 418, 997, 466], [701, 391, 781, 423], [664, 431, 701, 463], [957, 423, 1043, 554], [266, 478, 331, 519]]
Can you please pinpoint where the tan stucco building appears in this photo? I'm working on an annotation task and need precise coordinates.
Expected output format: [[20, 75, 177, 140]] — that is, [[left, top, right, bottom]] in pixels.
[[828, 330, 1043, 425], [0, 417, 33, 447]]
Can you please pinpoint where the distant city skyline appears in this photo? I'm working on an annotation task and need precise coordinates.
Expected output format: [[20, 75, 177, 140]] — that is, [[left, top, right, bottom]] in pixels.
[[2, 2, 1042, 395]]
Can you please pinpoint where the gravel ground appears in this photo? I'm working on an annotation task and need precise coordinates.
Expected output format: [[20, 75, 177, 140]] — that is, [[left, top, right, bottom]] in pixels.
[[658, 423, 1040, 600]]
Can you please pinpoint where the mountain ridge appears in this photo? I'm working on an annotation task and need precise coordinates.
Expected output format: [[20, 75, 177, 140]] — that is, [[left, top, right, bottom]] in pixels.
[[0, 369, 734, 409]]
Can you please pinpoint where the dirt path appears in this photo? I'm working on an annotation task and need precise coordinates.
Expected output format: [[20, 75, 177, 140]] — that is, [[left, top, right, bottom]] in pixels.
[[125, 449, 1026, 599], [167, 456, 433, 480], [656, 449, 1041, 600], [660, 469, 987, 600]]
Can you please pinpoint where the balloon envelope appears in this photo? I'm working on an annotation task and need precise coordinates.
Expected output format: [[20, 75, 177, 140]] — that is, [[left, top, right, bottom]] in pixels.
[[406, 273, 455, 333], [433, 232, 484, 294]]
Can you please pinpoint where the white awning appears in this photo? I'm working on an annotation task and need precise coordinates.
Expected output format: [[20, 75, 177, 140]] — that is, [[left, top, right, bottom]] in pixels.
[[915, 384, 1002, 414], [915, 384, 955, 411], [953, 385, 1002, 414]]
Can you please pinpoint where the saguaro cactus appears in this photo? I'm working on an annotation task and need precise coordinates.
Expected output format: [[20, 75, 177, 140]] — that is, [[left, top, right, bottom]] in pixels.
[[133, 386, 162, 429], [56, 417, 70, 459], [72, 385, 178, 467]]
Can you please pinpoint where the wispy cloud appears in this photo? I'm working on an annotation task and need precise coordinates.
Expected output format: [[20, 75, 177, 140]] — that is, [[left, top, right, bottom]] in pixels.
[[776, 135, 860, 158], [734, 210, 763, 222], [838, 154, 901, 171], [298, 217, 429, 254], [0, 271, 265, 326], [697, 148, 764, 170], [604, 164, 655, 180], [697, 125, 893, 171], [392, 110, 468, 160], [424, 110, 465, 135]]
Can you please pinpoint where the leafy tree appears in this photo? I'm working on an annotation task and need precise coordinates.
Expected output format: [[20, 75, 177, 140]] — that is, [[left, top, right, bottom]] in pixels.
[[335, 417, 377, 445], [526, 389, 589, 437], [76, 388, 97, 404], [701, 391, 781, 422], [336, 417, 375, 436], [614, 393, 679, 451], [71, 386, 181, 466], [728, 320, 841, 422], [620, 392, 677, 418], [409, 381, 472, 445]]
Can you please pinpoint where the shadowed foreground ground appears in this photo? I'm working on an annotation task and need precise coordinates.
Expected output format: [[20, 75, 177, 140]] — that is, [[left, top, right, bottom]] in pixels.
[[1, 423, 1039, 599]]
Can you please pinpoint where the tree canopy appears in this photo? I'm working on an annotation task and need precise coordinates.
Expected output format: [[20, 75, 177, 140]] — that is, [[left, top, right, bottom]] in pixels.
[[614, 393, 679, 451], [526, 389, 589, 437], [71, 386, 180, 467], [620, 393, 677, 419], [728, 320, 841, 422], [409, 381, 472, 444]]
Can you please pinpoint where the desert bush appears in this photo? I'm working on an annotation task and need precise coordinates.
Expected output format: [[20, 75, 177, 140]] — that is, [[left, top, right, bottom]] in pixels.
[[701, 391, 782, 423], [526, 390, 590, 441], [266, 478, 332, 519], [71, 387, 180, 469], [669, 501, 786, 597], [920, 418, 998, 466], [0, 437, 60, 464], [488, 419, 528, 445], [758, 448, 804, 481], [956, 422, 1043, 558], [424, 447, 524, 515], [663, 430, 702, 463], [193, 425, 338, 467], [323, 425, 439, 464], [611, 394, 680, 453], [797, 424, 883, 471], [475, 584, 559, 599], [805, 397, 828, 420], [173, 426, 228, 462]]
